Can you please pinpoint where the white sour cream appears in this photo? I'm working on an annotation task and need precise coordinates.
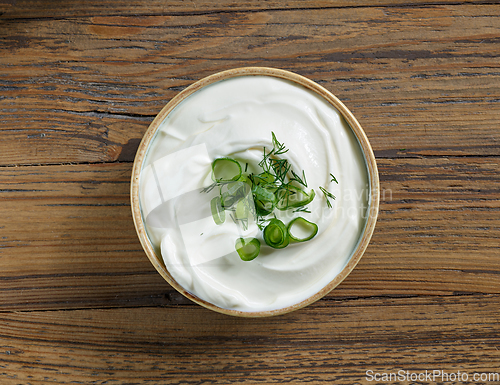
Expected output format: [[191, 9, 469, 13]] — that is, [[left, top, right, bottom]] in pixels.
[[139, 75, 370, 312]]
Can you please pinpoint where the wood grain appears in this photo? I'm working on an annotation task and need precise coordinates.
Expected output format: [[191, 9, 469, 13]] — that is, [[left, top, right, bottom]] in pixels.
[[0, 295, 499, 384], [0, 158, 498, 310], [2, 0, 499, 19], [1, 2, 499, 383], [1, 4, 499, 165]]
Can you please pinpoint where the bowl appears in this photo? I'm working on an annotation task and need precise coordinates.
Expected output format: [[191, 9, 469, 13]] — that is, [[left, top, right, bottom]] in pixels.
[[131, 67, 379, 317]]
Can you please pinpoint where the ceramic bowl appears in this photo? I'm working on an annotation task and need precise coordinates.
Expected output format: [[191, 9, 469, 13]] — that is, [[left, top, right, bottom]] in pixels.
[[131, 67, 379, 317]]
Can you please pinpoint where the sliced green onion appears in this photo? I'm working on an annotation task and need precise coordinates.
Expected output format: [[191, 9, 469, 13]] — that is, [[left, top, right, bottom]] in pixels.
[[255, 199, 274, 216], [210, 196, 225, 225], [253, 171, 275, 185], [234, 199, 250, 220], [276, 186, 315, 210], [212, 157, 242, 183], [252, 184, 276, 216], [252, 184, 275, 202], [263, 219, 290, 249], [300, 188, 316, 206], [221, 191, 236, 209], [235, 237, 261, 261], [221, 181, 246, 209], [287, 217, 318, 242], [237, 174, 252, 185]]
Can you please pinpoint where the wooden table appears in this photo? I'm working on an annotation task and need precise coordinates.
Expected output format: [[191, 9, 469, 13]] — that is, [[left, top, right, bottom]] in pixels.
[[1, 1, 499, 383]]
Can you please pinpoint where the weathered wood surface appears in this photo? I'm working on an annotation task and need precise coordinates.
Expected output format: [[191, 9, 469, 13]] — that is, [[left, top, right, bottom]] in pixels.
[[1, 1, 499, 384], [1, 296, 500, 384], [2, 0, 499, 18], [1, 3, 499, 165], [1, 158, 498, 310]]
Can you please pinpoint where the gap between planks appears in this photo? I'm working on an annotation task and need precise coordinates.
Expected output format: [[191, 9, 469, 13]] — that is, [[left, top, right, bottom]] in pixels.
[[0, 154, 498, 169], [2, 1, 500, 22]]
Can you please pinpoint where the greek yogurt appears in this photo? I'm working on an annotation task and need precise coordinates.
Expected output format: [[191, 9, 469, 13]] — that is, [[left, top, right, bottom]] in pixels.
[[139, 75, 370, 312]]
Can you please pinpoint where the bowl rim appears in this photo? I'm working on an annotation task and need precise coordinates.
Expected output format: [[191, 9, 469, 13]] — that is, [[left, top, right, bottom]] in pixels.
[[130, 66, 380, 317]]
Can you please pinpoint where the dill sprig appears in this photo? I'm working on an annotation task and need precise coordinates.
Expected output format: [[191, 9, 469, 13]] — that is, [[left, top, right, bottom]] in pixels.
[[293, 206, 311, 214], [319, 186, 336, 209], [271, 131, 289, 156], [290, 169, 307, 187]]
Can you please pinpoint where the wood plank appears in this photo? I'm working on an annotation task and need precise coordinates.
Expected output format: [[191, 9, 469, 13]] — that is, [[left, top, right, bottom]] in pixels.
[[0, 163, 170, 310], [2, 0, 498, 19], [0, 295, 499, 384], [0, 158, 498, 310], [1, 5, 499, 165], [346, 157, 500, 297]]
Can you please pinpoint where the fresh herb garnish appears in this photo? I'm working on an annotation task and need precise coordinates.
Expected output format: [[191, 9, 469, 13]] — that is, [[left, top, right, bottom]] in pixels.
[[257, 216, 272, 231], [210, 196, 225, 225], [207, 132, 338, 261], [263, 218, 290, 249], [235, 237, 261, 261], [291, 169, 308, 187], [319, 186, 336, 209], [212, 157, 242, 182], [201, 181, 218, 194], [271, 131, 289, 155], [287, 217, 318, 242]]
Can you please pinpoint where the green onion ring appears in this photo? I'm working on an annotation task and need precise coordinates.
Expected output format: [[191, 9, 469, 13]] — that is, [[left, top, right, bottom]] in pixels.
[[234, 199, 250, 220], [252, 184, 275, 202], [210, 196, 225, 225], [255, 199, 274, 216], [221, 181, 248, 209], [276, 186, 315, 210], [235, 237, 261, 261], [254, 171, 275, 185], [263, 219, 290, 249], [212, 157, 242, 183], [252, 184, 276, 215], [287, 217, 318, 242]]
